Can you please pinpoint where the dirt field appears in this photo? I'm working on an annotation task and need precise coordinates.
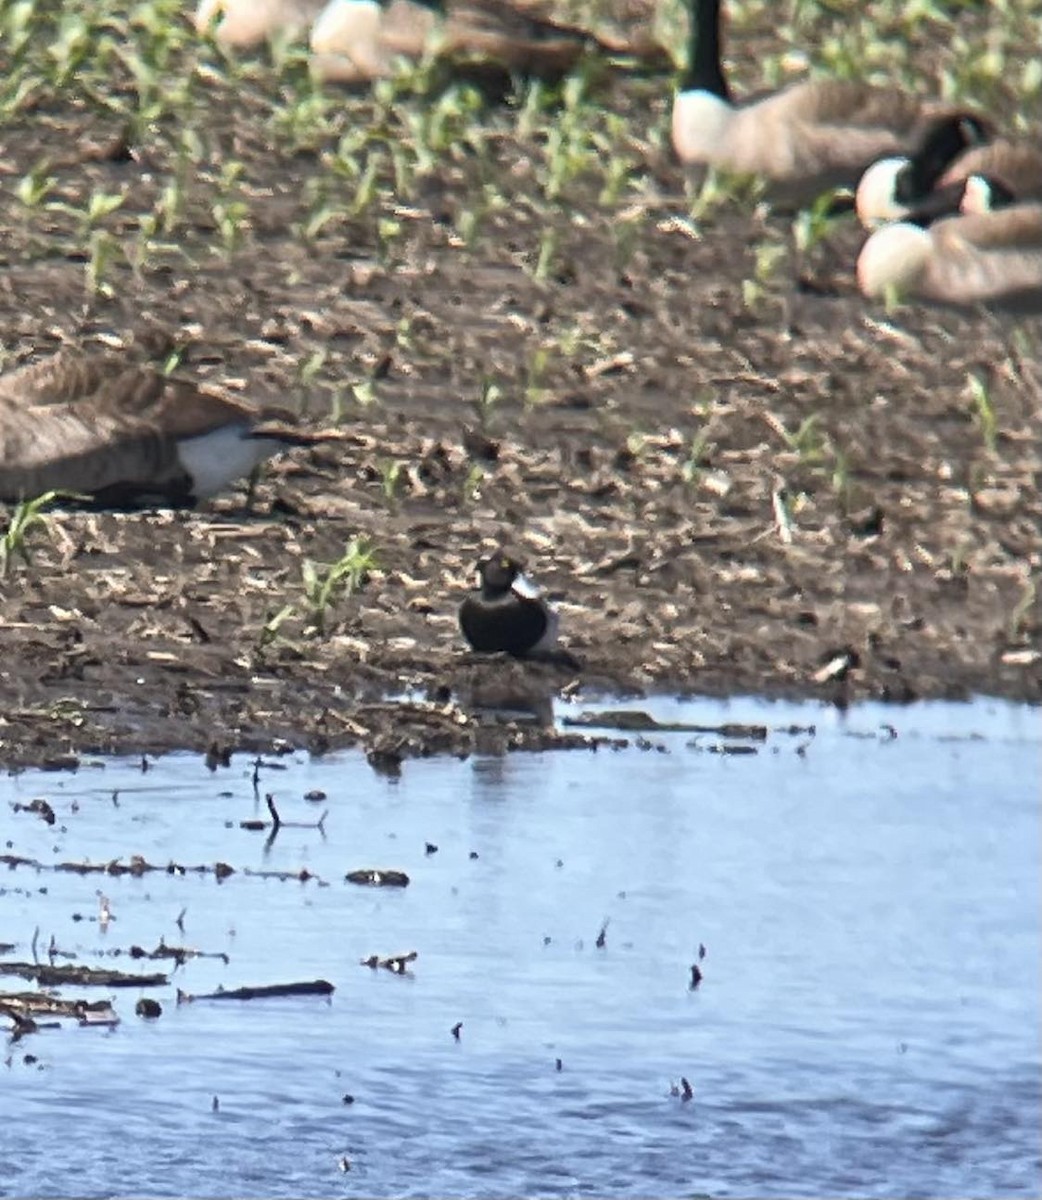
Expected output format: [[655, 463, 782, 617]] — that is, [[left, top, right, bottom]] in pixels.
[[0, 1, 1039, 768]]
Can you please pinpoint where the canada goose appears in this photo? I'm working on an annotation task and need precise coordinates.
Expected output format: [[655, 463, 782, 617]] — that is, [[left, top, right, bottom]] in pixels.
[[195, 0, 326, 48], [0, 353, 348, 507], [309, 0, 670, 85], [458, 552, 559, 656], [856, 132, 1041, 227], [672, 0, 985, 209], [856, 202, 1042, 311]]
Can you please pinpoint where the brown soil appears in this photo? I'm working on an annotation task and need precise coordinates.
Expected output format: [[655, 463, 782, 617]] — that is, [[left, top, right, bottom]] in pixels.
[[0, 7, 1039, 769]]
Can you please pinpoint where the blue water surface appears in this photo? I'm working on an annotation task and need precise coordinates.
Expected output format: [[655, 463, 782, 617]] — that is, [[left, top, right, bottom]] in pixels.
[[0, 695, 1038, 1199]]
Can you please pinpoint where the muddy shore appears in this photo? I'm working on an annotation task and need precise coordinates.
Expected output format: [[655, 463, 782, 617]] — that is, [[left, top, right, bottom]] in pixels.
[[0, 7, 1039, 769]]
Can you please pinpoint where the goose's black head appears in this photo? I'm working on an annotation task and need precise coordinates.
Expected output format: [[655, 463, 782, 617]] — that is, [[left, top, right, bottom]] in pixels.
[[477, 552, 523, 598], [894, 113, 992, 204], [902, 172, 1018, 228]]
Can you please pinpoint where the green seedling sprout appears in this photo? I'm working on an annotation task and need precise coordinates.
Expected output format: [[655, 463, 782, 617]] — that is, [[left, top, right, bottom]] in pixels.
[[301, 537, 378, 634], [966, 373, 998, 453], [0, 491, 74, 577]]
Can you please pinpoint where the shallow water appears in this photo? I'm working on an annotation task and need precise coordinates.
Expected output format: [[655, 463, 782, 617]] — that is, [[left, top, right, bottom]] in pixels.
[[1, 696, 1039, 1199]]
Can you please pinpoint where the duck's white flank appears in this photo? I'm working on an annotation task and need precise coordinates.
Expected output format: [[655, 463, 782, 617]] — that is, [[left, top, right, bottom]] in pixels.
[[510, 572, 543, 601]]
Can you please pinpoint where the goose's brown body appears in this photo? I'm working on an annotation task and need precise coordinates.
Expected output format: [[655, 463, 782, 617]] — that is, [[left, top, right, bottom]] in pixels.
[[311, 0, 669, 83], [939, 140, 1042, 203], [0, 353, 345, 507], [857, 203, 1042, 311], [672, 0, 985, 209], [195, 0, 326, 47], [197, 0, 668, 81]]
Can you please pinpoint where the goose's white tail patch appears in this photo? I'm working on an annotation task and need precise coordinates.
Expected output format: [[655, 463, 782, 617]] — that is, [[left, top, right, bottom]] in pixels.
[[177, 425, 282, 499]]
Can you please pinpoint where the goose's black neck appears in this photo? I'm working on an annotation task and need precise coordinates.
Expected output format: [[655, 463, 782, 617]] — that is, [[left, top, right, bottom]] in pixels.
[[895, 114, 989, 203], [902, 181, 966, 228], [974, 174, 1016, 209], [680, 0, 730, 99]]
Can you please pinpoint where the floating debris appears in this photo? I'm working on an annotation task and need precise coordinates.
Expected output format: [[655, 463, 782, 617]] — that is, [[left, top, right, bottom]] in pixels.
[[345, 869, 410, 888], [0, 962, 166, 988], [176, 979, 334, 1003], [360, 951, 417, 975], [0, 991, 119, 1031], [564, 711, 767, 740], [12, 798, 56, 825]]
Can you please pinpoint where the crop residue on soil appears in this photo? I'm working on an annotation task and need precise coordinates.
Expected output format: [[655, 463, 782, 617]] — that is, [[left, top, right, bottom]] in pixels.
[[0, 1, 1040, 768]]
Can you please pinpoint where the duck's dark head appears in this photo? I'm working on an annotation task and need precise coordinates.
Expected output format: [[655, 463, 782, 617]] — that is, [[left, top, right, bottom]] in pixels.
[[477, 552, 522, 597]]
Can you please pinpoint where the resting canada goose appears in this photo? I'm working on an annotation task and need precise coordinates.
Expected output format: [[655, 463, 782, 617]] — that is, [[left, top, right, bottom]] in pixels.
[[0, 353, 347, 507], [458, 552, 559, 656], [195, 0, 326, 47], [856, 202, 1042, 311], [671, 0, 986, 209], [857, 133, 1040, 227], [309, 0, 670, 85]]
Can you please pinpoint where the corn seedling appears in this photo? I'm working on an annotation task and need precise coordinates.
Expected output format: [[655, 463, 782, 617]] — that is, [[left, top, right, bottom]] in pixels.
[[533, 227, 558, 283], [1007, 577, 1038, 641], [85, 229, 118, 297], [830, 443, 852, 512], [299, 347, 327, 385], [0, 491, 65, 577], [776, 414, 827, 463], [16, 165, 56, 210], [793, 189, 846, 254], [476, 377, 503, 429], [966, 373, 998, 453], [301, 537, 378, 634], [378, 459, 405, 508], [376, 216, 403, 264], [213, 198, 249, 253], [256, 603, 297, 653], [462, 463, 484, 503], [524, 347, 551, 408], [352, 377, 379, 409], [681, 430, 715, 487]]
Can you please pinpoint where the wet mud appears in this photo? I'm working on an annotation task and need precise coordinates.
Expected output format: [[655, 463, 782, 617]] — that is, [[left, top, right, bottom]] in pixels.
[[1, 6, 1040, 770]]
